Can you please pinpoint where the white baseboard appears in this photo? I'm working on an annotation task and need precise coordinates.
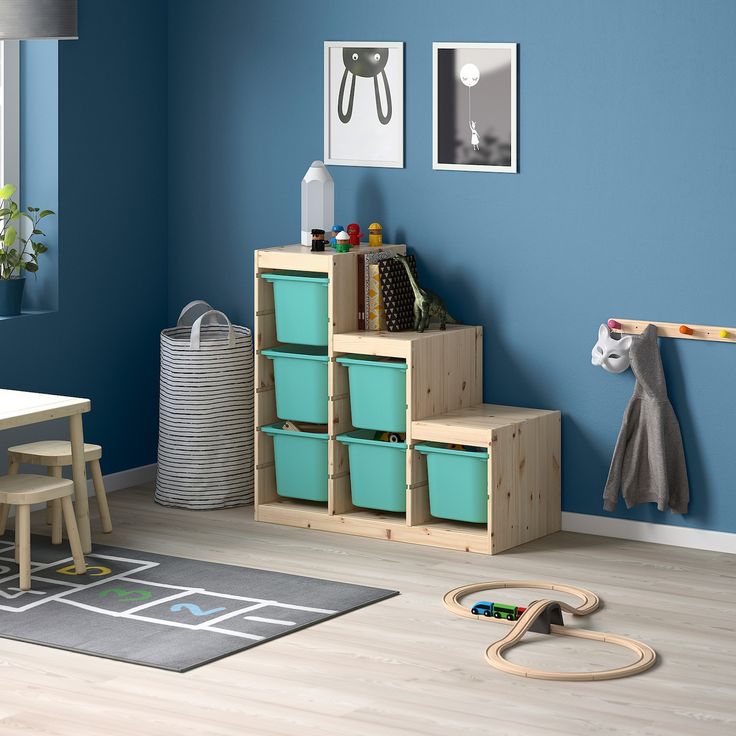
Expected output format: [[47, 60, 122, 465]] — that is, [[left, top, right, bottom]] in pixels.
[[4, 463, 157, 517], [562, 512, 736, 554], [91, 463, 157, 494]]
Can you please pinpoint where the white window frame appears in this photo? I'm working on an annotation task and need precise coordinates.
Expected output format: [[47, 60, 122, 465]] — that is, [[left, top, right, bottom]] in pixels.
[[0, 40, 20, 192]]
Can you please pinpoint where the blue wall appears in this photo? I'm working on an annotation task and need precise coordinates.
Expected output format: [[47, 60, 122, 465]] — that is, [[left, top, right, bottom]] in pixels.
[[168, 0, 736, 533], [0, 0, 168, 475]]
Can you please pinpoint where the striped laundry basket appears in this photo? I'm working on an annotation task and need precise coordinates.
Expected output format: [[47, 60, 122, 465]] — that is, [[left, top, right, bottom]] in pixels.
[[155, 301, 254, 509]]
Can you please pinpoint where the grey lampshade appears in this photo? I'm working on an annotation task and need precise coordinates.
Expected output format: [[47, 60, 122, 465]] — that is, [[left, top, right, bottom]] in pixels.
[[0, 0, 78, 40]]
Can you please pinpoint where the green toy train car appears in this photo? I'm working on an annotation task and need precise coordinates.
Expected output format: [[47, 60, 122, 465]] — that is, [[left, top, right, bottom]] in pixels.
[[471, 601, 527, 621]]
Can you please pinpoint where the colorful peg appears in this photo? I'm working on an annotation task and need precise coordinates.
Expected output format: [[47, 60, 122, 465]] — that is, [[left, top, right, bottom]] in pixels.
[[679, 325, 694, 336], [608, 319, 622, 330], [720, 329, 730, 339]]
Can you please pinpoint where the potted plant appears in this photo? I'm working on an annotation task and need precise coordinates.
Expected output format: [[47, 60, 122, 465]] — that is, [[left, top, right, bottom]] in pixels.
[[0, 183, 54, 316]]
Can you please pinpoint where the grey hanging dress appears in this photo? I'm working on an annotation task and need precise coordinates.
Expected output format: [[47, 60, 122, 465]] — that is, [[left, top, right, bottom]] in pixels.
[[603, 324, 689, 514]]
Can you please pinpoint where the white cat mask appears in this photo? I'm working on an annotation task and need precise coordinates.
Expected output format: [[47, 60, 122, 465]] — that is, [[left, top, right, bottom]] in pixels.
[[591, 324, 633, 374]]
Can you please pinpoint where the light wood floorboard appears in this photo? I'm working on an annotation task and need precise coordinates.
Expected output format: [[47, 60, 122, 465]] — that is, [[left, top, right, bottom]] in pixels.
[[0, 483, 733, 736]]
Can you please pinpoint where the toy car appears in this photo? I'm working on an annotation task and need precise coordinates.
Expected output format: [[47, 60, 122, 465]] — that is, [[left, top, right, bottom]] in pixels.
[[471, 601, 527, 621]]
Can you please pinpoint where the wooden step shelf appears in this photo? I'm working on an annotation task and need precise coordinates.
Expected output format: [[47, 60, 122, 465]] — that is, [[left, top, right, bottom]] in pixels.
[[253, 244, 560, 554], [412, 404, 561, 554]]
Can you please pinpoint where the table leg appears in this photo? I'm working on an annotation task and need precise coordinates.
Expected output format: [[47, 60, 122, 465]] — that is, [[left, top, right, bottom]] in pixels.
[[69, 413, 91, 553]]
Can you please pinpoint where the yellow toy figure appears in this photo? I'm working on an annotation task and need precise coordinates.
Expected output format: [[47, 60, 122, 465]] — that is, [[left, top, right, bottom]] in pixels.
[[368, 222, 383, 247]]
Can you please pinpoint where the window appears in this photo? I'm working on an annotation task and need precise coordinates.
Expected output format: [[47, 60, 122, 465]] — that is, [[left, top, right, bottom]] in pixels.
[[0, 40, 20, 190]]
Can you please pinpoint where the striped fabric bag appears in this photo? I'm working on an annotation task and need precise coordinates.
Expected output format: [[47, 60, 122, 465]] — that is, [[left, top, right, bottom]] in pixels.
[[155, 301, 254, 509]]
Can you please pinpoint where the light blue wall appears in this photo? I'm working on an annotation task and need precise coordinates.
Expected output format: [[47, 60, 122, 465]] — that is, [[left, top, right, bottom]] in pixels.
[[20, 41, 59, 312], [0, 0, 168, 475], [168, 0, 736, 533]]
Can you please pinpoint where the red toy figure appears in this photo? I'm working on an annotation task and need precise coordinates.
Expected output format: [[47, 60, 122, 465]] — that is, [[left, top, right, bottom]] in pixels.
[[346, 223, 363, 247]]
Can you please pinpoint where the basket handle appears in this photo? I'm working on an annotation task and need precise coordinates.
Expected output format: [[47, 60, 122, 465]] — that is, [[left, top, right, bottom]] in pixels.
[[190, 310, 236, 350], [177, 300, 214, 327]]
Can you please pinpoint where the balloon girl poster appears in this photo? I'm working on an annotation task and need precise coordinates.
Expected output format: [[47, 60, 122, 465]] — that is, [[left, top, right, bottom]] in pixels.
[[433, 43, 517, 172]]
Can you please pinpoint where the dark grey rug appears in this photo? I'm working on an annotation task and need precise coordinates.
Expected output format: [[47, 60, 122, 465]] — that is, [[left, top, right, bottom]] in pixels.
[[0, 535, 398, 671]]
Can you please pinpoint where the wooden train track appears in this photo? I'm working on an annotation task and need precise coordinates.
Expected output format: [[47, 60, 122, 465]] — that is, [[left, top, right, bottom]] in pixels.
[[443, 580, 656, 681]]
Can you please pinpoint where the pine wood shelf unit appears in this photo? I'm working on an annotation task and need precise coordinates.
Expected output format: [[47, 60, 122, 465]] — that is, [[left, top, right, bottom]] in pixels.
[[254, 244, 560, 554], [412, 405, 561, 554]]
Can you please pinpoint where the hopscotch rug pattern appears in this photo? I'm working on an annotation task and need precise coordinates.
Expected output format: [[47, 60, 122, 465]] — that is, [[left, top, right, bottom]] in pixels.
[[0, 536, 398, 671]]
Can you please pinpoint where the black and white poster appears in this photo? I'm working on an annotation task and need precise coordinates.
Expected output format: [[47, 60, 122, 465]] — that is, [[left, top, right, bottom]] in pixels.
[[433, 43, 517, 173], [324, 41, 404, 168]]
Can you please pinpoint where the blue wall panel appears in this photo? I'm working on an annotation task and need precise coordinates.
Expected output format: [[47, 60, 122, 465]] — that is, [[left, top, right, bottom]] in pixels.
[[1, 0, 168, 475], [168, 0, 736, 533]]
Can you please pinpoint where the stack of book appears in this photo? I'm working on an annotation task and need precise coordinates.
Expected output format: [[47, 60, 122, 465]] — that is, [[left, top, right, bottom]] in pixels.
[[356, 252, 417, 332]]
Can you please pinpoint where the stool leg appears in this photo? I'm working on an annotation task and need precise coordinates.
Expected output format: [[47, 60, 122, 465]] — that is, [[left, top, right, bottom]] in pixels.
[[90, 460, 112, 533], [7, 461, 19, 475], [60, 496, 86, 575], [17, 505, 31, 590], [50, 500, 63, 545], [0, 504, 8, 536], [47, 467, 62, 526]]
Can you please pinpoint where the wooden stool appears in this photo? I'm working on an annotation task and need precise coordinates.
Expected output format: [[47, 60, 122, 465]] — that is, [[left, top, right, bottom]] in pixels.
[[0, 474, 86, 590], [7, 441, 113, 537]]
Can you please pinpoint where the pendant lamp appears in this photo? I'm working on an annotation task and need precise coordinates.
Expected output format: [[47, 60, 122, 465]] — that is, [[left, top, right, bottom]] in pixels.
[[0, 1, 78, 40]]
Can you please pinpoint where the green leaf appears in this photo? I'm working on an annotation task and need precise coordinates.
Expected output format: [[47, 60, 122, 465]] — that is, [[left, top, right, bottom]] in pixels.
[[0, 184, 16, 200], [32, 229, 45, 236], [4, 226, 16, 247], [39, 210, 54, 218], [34, 244, 48, 254], [24, 262, 38, 273], [27, 206, 38, 212]]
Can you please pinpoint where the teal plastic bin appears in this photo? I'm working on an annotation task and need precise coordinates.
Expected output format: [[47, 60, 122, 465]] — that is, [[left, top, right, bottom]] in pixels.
[[261, 345, 328, 423], [336, 355, 408, 432], [337, 430, 407, 512], [415, 443, 489, 523], [261, 271, 329, 346], [260, 422, 329, 502]]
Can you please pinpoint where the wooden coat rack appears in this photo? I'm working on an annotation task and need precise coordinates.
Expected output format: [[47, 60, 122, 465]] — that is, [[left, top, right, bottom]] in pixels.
[[608, 319, 736, 343]]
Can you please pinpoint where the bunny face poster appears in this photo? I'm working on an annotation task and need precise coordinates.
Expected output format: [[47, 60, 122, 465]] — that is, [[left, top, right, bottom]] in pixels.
[[433, 43, 517, 173], [324, 41, 404, 168]]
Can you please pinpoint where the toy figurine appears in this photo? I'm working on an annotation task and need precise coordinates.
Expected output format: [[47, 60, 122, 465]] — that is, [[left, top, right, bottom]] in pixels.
[[374, 431, 406, 443], [330, 225, 344, 245], [368, 222, 383, 247], [311, 228, 328, 252], [347, 223, 363, 247], [393, 253, 457, 332], [334, 230, 351, 253]]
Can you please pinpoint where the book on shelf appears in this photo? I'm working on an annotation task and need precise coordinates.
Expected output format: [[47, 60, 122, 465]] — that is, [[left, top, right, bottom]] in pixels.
[[378, 254, 417, 332], [357, 249, 395, 330]]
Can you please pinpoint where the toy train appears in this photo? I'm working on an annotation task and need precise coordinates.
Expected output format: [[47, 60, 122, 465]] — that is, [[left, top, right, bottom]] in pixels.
[[471, 601, 527, 621]]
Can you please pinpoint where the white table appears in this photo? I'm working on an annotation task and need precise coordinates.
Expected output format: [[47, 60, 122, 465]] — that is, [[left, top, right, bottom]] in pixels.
[[0, 389, 92, 553]]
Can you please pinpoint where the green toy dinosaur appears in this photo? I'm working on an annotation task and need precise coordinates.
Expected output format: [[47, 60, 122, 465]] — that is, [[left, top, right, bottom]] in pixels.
[[393, 253, 457, 332]]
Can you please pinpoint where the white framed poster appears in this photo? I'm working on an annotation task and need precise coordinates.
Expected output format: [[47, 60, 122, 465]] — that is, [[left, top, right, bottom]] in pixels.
[[433, 42, 517, 173], [324, 41, 404, 168]]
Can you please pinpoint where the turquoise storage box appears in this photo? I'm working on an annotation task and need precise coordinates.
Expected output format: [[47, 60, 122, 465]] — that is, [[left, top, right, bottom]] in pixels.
[[261, 345, 328, 423], [415, 443, 489, 524], [261, 271, 329, 346], [260, 422, 328, 502], [337, 430, 407, 512], [336, 355, 408, 432]]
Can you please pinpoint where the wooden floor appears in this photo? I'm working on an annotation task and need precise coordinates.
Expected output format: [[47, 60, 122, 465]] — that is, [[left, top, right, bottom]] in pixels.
[[0, 484, 734, 736]]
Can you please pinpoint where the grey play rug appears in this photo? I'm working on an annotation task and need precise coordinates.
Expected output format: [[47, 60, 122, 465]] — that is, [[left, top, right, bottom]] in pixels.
[[0, 535, 398, 672]]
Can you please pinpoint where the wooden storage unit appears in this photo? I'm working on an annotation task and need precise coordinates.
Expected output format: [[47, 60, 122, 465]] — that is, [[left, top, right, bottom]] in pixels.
[[254, 244, 560, 554], [412, 405, 561, 554]]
